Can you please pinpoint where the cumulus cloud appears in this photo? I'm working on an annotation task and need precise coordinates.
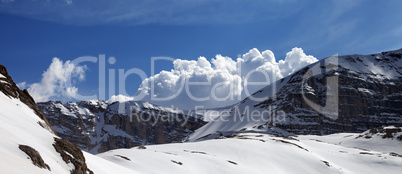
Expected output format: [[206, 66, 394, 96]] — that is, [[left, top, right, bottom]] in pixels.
[[19, 58, 87, 102], [135, 47, 317, 109], [21, 48, 315, 108]]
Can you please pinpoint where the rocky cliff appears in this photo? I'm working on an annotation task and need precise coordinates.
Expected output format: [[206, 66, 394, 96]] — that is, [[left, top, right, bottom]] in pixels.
[[38, 100, 206, 154]]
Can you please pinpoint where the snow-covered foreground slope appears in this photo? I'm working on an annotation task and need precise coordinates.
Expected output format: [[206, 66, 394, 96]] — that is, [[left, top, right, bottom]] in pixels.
[[0, 91, 136, 173], [303, 125, 402, 154], [83, 151, 138, 174], [96, 131, 402, 174], [0, 91, 70, 173], [0, 64, 140, 174], [0, 64, 92, 173]]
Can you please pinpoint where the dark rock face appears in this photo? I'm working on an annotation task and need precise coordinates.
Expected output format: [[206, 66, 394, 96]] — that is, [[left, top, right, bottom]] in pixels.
[[53, 138, 93, 174], [19, 145, 50, 171], [38, 100, 206, 154], [0, 64, 55, 134], [38, 100, 103, 153], [255, 52, 402, 135]]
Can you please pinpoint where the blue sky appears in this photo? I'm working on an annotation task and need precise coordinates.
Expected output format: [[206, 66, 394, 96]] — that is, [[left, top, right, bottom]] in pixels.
[[1, 0, 402, 105]]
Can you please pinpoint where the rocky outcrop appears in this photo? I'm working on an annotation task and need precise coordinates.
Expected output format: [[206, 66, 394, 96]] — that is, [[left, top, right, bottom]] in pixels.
[[38, 100, 206, 154], [359, 124, 402, 140], [18, 145, 50, 171], [53, 138, 93, 174]]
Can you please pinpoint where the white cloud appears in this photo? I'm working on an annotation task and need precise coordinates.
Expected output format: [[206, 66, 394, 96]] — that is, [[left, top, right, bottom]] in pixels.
[[0, 0, 302, 26], [19, 57, 87, 102], [16, 81, 27, 89], [135, 47, 317, 109], [278, 47, 318, 75], [20, 48, 316, 108], [107, 94, 134, 104]]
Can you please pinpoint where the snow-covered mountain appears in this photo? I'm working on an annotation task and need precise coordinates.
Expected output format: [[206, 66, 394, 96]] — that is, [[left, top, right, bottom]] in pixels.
[[37, 100, 206, 154], [189, 49, 402, 141]]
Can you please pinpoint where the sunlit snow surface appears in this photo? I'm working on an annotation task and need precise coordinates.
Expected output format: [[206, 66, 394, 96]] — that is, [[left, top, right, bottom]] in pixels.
[[96, 132, 402, 174], [0, 72, 139, 173], [0, 91, 73, 173]]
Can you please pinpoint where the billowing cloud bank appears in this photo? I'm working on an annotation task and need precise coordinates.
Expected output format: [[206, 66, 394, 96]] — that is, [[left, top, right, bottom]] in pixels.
[[135, 47, 317, 109], [18, 58, 86, 102], [21, 48, 316, 108]]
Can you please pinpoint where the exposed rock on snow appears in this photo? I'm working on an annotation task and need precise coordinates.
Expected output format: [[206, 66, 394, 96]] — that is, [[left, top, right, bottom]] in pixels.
[[18, 144, 51, 171], [52, 138, 93, 174], [358, 124, 402, 140]]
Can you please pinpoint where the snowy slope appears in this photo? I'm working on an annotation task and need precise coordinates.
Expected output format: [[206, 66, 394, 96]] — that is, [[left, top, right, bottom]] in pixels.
[[0, 64, 94, 173], [83, 151, 139, 174], [97, 132, 402, 174], [0, 64, 144, 174], [0, 90, 140, 174], [302, 125, 402, 154], [0, 91, 74, 173]]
